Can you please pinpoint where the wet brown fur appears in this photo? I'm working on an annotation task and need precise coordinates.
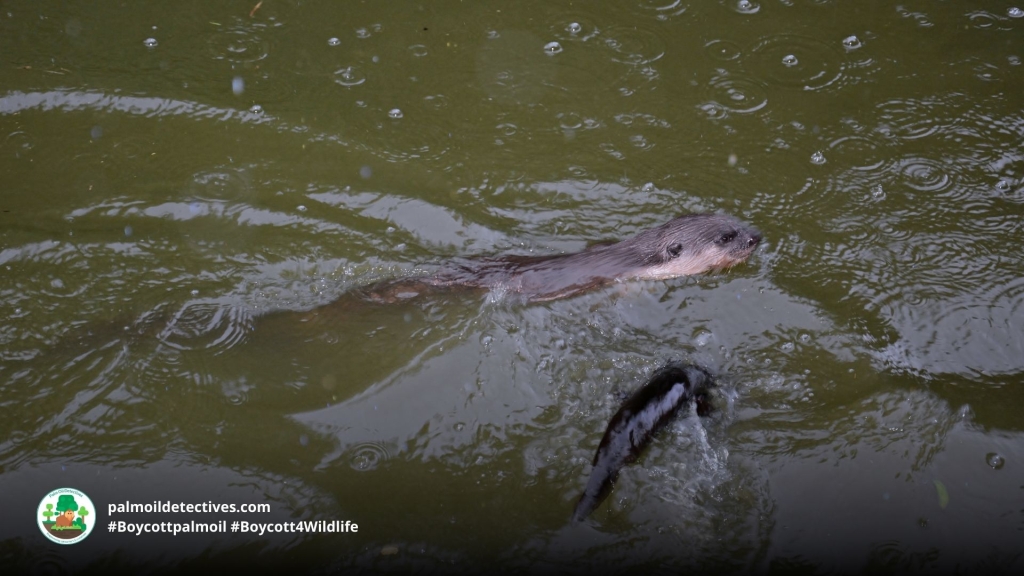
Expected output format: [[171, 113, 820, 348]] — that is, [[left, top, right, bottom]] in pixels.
[[359, 213, 761, 304]]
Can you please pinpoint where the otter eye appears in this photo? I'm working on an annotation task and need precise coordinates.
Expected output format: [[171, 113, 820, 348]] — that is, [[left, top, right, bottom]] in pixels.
[[716, 232, 737, 245], [667, 243, 683, 258]]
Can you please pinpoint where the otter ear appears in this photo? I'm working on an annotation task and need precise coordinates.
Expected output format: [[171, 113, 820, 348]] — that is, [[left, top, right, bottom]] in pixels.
[[667, 242, 683, 258]]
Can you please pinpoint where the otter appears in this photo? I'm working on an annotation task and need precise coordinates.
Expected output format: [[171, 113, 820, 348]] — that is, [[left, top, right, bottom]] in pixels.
[[572, 363, 715, 522], [352, 213, 761, 305]]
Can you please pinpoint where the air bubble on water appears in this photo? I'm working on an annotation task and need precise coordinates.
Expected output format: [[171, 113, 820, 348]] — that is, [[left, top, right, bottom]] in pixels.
[[810, 151, 827, 165], [1008, 7, 1024, 18], [544, 41, 563, 55], [782, 54, 798, 66], [232, 76, 245, 96], [297, 205, 307, 212], [567, 22, 582, 35], [143, 38, 158, 48], [388, 108, 403, 119], [986, 452, 1005, 469], [736, 0, 760, 14], [642, 182, 655, 192], [356, 27, 371, 39], [249, 104, 264, 116], [842, 35, 862, 50], [995, 179, 1012, 192], [328, 37, 341, 47]]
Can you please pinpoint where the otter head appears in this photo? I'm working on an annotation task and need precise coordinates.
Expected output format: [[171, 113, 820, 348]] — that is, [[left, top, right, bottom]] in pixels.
[[636, 213, 761, 279]]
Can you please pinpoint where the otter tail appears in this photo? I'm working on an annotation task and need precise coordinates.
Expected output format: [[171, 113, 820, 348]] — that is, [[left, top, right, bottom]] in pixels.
[[572, 363, 714, 523]]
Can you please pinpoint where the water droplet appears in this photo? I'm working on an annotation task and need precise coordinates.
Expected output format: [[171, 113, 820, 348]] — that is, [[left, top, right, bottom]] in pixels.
[[360, 165, 372, 179], [986, 452, 1005, 469], [870, 184, 885, 200], [728, 153, 738, 166], [299, 434, 309, 446], [232, 76, 245, 96], [51, 278, 64, 289], [486, 30, 500, 40], [1008, 6, 1024, 18], [842, 35, 862, 50], [124, 225, 133, 237], [388, 108, 403, 119], [810, 151, 827, 165], [190, 289, 199, 296], [780, 342, 795, 352], [736, 0, 760, 14], [544, 41, 563, 55], [566, 22, 582, 35], [333, 66, 366, 87], [694, 330, 712, 347], [328, 37, 341, 47], [642, 182, 655, 192], [782, 54, 798, 66], [297, 205, 307, 212], [143, 37, 158, 48], [249, 104, 263, 116], [90, 125, 103, 140], [1009, 55, 1022, 66]]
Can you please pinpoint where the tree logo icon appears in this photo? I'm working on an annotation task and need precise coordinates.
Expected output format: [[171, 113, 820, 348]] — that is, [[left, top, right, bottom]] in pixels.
[[38, 488, 96, 545]]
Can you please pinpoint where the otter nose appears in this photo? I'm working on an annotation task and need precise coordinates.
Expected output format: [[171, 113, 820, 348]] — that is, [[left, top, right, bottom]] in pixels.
[[746, 232, 762, 248]]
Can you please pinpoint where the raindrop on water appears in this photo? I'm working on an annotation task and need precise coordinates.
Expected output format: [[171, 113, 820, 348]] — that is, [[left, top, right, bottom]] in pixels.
[[232, 76, 245, 96], [842, 35, 862, 50], [986, 452, 1005, 469], [736, 0, 760, 14], [1008, 7, 1024, 18], [810, 151, 827, 165], [544, 41, 563, 55]]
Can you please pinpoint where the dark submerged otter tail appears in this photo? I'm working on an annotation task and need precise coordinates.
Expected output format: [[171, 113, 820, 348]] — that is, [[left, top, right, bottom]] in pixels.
[[572, 363, 714, 523]]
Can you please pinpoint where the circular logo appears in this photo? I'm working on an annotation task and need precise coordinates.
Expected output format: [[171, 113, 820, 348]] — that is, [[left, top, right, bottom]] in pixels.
[[38, 488, 96, 545]]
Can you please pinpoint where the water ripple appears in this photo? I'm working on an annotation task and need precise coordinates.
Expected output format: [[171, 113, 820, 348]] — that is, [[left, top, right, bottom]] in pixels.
[[601, 23, 668, 65], [206, 20, 272, 63], [157, 301, 253, 355], [348, 441, 392, 471], [700, 70, 768, 115], [897, 157, 954, 194], [704, 39, 743, 62], [749, 34, 845, 91]]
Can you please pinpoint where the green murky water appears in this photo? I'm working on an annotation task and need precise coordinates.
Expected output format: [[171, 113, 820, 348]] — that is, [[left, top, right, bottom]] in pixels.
[[2, 1, 1023, 573]]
